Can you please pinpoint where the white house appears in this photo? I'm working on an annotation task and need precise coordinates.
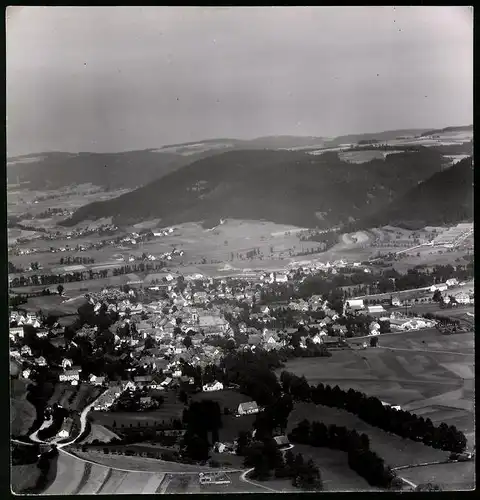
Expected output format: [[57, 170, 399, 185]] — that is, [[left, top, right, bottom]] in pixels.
[[22, 368, 31, 379], [59, 369, 81, 382], [346, 299, 365, 311], [9, 327, 24, 340], [35, 356, 47, 367], [203, 381, 224, 392], [446, 278, 459, 288], [369, 322, 380, 335], [21, 346, 32, 356], [455, 292, 471, 304], [367, 305, 385, 315], [237, 401, 259, 416], [391, 296, 401, 307], [62, 358, 73, 370]]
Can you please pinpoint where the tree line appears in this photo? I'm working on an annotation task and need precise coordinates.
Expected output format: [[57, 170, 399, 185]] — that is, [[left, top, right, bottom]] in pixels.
[[280, 371, 467, 454], [289, 419, 397, 488]]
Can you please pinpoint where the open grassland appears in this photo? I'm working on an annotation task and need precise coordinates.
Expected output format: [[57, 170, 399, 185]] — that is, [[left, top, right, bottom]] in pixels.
[[400, 461, 475, 491], [290, 444, 380, 491], [66, 447, 213, 473], [19, 294, 88, 316], [289, 402, 449, 468]]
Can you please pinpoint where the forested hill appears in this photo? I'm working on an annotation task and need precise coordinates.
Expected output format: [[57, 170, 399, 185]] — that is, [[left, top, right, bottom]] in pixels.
[[351, 156, 473, 230], [62, 147, 448, 229]]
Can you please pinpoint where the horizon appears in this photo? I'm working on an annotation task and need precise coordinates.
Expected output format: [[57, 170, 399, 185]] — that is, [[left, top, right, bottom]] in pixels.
[[7, 6, 473, 156], [7, 123, 473, 159]]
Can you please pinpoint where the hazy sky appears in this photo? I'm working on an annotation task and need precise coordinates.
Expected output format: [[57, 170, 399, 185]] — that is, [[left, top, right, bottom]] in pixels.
[[7, 6, 473, 156]]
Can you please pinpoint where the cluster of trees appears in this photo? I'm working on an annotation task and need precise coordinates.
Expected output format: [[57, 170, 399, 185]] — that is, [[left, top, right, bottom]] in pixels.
[[59, 256, 95, 265], [8, 261, 23, 273], [220, 350, 283, 406], [37, 406, 69, 441], [300, 230, 339, 251], [289, 419, 396, 488], [240, 436, 323, 490], [279, 372, 467, 453], [180, 399, 222, 461], [110, 390, 164, 413]]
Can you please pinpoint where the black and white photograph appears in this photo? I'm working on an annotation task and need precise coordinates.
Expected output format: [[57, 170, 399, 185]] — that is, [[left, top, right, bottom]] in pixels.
[[7, 6, 474, 494]]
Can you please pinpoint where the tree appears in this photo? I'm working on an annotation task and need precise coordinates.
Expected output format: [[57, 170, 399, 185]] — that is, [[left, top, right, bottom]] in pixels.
[[432, 290, 442, 302], [57, 284, 64, 295], [178, 390, 188, 405], [183, 336, 192, 349], [370, 337, 378, 347]]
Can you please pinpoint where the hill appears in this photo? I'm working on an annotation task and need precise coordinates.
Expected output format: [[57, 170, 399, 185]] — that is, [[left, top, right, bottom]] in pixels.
[[6, 150, 215, 191], [325, 129, 430, 146], [352, 156, 473, 230], [62, 147, 448, 229], [419, 125, 473, 138]]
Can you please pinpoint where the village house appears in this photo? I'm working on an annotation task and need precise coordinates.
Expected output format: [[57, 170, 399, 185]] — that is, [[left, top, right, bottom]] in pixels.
[[367, 305, 386, 316], [21, 345, 32, 356], [237, 401, 259, 416], [455, 292, 471, 304], [273, 435, 290, 449], [22, 368, 31, 379], [9, 326, 24, 340], [34, 356, 47, 367], [59, 369, 81, 383], [134, 375, 153, 387], [446, 278, 459, 288], [58, 417, 74, 439], [203, 380, 224, 392], [62, 358, 73, 370], [89, 374, 106, 386]]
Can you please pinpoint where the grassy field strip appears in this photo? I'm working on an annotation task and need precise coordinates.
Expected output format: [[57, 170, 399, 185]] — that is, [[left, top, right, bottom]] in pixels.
[[44, 452, 86, 495], [141, 473, 166, 493], [115, 471, 156, 494], [99, 469, 127, 493], [75, 465, 111, 494], [72, 462, 92, 495], [380, 346, 474, 357], [440, 363, 475, 380]]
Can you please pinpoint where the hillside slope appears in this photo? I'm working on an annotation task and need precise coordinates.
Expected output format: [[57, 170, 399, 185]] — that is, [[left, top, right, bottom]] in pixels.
[[353, 156, 473, 230], [63, 147, 448, 229]]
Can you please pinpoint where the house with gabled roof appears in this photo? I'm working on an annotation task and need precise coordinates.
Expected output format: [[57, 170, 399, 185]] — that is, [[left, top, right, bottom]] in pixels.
[[237, 401, 259, 415]]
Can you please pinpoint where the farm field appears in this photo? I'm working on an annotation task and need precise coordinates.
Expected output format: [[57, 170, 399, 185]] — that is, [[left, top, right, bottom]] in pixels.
[[399, 461, 475, 491]]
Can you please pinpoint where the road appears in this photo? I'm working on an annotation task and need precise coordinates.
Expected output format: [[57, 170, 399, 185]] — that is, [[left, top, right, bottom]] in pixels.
[[29, 390, 107, 448]]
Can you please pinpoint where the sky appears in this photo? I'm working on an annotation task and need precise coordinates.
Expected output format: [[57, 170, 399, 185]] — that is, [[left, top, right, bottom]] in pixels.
[[6, 6, 473, 156]]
